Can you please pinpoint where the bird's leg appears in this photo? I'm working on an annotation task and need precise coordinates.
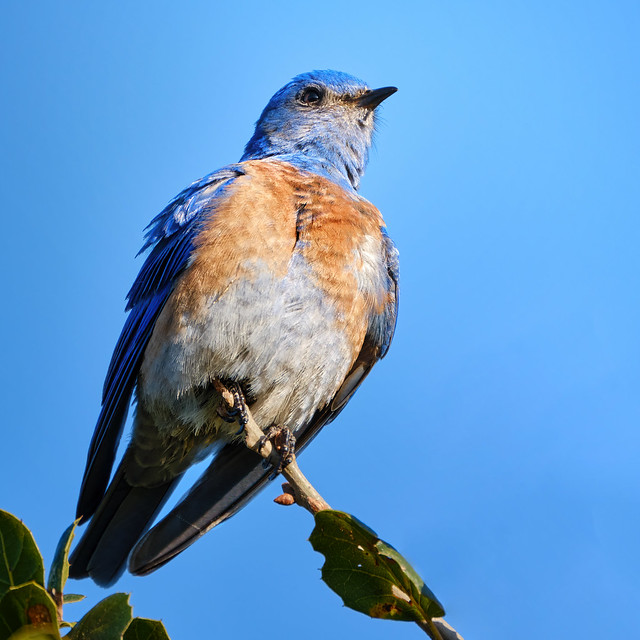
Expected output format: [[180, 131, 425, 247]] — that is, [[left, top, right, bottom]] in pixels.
[[259, 426, 297, 475], [215, 379, 295, 470], [228, 382, 249, 432], [214, 380, 249, 434]]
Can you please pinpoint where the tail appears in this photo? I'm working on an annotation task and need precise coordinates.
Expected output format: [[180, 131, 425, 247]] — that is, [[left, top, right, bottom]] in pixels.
[[128, 400, 342, 576], [69, 463, 181, 586], [129, 442, 269, 576]]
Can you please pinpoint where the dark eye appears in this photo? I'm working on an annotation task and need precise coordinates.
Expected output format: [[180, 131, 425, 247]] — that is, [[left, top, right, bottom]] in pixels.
[[298, 87, 323, 105]]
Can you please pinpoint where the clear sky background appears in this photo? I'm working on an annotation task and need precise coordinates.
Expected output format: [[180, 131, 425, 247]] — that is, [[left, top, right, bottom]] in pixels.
[[1, 2, 639, 638]]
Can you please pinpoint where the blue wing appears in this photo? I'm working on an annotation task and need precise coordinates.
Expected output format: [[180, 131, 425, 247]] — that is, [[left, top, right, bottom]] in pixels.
[[76, 166, 245, 521]]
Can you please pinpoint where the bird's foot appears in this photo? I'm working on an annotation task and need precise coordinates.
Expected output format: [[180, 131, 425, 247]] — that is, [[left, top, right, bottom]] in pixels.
[[214, 380, 249, 434], [259, 426, 296, 475]]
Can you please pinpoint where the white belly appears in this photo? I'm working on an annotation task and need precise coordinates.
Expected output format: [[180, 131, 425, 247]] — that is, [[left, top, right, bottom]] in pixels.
[[138, 255, 356, 436]]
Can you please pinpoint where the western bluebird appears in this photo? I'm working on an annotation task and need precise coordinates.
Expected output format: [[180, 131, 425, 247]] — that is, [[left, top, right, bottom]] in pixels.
[[69, 70, 399, 586]]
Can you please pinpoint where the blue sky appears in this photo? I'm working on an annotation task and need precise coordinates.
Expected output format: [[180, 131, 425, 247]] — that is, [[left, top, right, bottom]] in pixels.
[[1, 2, 639, 638]]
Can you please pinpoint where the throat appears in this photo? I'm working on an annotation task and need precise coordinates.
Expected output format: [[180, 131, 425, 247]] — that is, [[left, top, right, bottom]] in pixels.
[[241, 138, 367, 191]]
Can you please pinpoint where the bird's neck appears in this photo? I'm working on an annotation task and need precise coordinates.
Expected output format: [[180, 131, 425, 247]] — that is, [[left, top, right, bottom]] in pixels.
[[241, 136, 368, 191]]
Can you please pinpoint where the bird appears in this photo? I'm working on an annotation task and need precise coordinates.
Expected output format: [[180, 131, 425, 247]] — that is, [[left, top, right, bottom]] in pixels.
[[69, 70, 399, 586]]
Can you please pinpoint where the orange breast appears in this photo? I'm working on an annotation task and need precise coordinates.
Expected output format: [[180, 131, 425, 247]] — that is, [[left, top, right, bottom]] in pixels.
[[162, 160, 386, 364]]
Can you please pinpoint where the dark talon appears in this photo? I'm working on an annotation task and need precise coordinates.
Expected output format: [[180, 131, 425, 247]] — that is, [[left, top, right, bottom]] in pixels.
[[229, 383, 249, 429], [258, 426, 278, 455], [259, 426, 296, 475], [215, 380, 249, 433], [216, 405, 239, 423]]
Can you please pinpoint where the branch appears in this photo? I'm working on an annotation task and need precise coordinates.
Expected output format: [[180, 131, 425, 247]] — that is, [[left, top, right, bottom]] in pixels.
[[418, 618, 465, 640], [219, 386, 463, 640], [241, 409, 331, 514]]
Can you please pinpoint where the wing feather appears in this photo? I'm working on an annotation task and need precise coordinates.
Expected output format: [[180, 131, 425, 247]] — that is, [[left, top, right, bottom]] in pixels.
[[76, 166, 245, 521]]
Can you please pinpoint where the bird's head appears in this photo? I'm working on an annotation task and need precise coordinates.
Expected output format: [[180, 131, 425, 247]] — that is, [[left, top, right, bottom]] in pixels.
[[241, 70, 397, 190]]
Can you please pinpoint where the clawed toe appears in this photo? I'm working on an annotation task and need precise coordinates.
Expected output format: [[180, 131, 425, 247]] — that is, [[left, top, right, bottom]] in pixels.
[[215, 380, 249, 433], [259, 426, 296, 475]]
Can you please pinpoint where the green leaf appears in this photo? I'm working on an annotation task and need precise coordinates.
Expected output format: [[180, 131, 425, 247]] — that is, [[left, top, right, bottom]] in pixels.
[[61, 594, 85, 604], [0, 512, 45, 601], [46, 521, 79, 599], [124, 618, 171, 640], [309, 511, 445, 623], [66, 593, 132, 640], [0, 582, 60, 640]]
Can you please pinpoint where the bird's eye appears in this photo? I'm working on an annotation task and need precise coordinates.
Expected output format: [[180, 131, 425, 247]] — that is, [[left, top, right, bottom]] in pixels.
[[298, 87, 323, 106]]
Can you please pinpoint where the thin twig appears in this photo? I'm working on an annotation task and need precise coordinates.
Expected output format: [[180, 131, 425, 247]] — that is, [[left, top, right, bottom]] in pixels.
[[241, 406, 331, 513], [419, 618, 465, 640], [417, 618, 444, 640], [437, 618, 465, 640]]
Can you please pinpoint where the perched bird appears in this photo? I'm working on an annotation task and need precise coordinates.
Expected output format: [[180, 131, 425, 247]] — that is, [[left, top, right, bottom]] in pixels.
[[69, 70, 399, 586]]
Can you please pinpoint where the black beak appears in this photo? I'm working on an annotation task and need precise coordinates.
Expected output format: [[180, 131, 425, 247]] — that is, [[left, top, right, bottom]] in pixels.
[[357, 86, 398, 109]]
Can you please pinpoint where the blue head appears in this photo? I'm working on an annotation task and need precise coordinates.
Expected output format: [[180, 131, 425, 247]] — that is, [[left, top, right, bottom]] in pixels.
[[241, 70, 396, 190]]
